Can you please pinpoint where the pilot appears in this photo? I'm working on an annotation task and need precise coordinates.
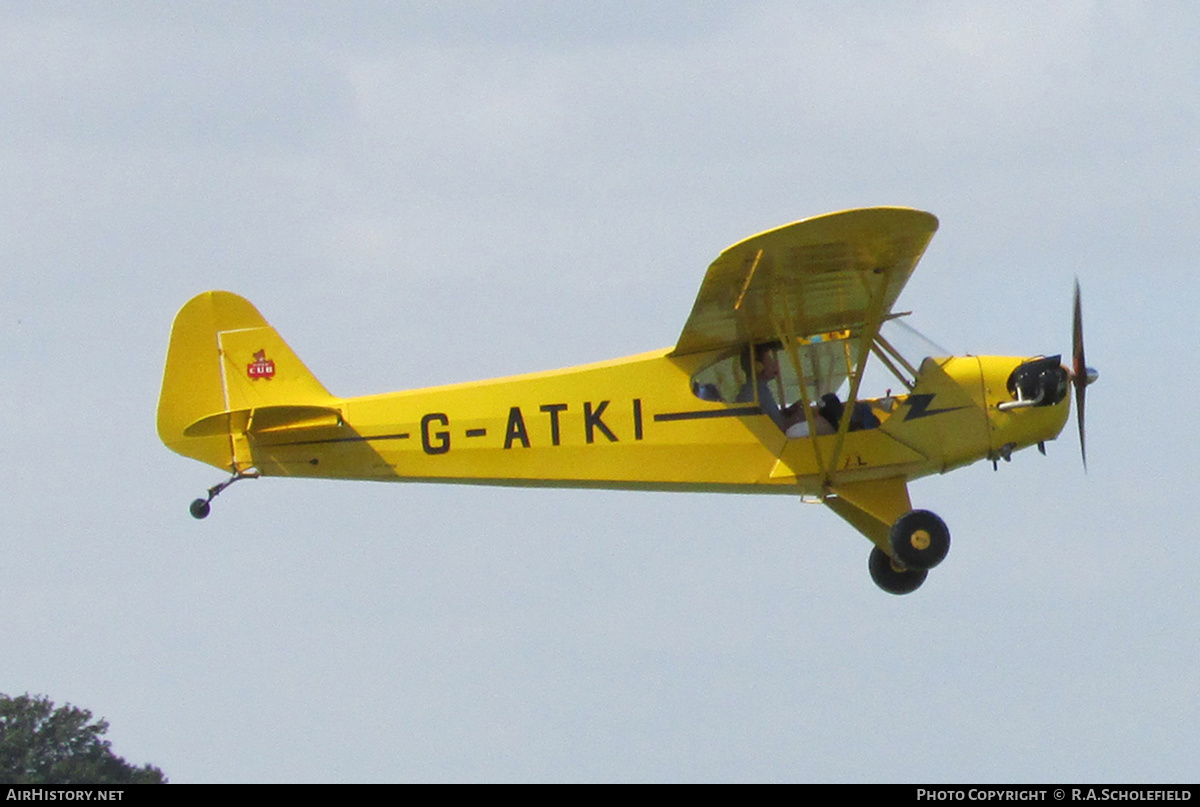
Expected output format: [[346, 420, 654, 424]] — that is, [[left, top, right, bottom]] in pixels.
[[737, 342, 841, 438], [737, 343, 815, 435], [737, 342, 783, 426]]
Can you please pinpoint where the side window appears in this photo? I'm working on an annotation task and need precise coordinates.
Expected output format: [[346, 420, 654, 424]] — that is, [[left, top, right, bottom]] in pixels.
[[689, 350, 747, 403], [689, 336, 858, 407]]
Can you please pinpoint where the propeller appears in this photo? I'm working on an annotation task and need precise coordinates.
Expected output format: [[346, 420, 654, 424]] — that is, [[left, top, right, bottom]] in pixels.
[[1071, 279, 1099, 469]]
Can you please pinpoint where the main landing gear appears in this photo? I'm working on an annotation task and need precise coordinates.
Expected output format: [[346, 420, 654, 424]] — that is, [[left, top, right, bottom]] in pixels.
[[188, 470, 259, 519], [868, 509, 951, 595]]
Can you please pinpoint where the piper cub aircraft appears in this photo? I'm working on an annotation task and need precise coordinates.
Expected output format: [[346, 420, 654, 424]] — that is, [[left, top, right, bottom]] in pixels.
[[158, 207, 1097, 594]]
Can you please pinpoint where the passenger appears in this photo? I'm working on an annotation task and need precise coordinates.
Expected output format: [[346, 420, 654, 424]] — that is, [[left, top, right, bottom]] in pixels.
[[850, 400, 881, 430], [813, 392, 881, 434], [818, 393, 845, 432], [786, 394, 838, 438]]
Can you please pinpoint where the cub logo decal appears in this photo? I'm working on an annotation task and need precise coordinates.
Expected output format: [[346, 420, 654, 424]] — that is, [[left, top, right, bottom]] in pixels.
[[247, 350, 276, 380]]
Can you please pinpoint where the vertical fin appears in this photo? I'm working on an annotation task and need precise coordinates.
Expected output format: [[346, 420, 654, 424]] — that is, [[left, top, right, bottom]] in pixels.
[[157, 291, 333, 471]]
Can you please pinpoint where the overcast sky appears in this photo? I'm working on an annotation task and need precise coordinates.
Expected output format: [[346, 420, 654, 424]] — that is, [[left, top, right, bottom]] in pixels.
[[2, 1, 1196, 783]]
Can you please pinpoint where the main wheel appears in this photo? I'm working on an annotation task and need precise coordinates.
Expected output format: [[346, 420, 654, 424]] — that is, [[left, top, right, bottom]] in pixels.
[[869, 547, 927, 595], [889, 509, 950, 570], [189, 499, 211, 520]]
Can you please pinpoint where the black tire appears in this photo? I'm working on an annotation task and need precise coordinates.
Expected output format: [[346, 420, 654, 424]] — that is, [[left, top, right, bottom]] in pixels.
[[889, 509, 950, 570], [869, 547, 927, 595], [189, 499, 211, 520]]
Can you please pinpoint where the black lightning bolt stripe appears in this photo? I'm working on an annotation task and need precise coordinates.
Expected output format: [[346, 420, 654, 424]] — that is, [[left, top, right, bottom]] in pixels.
[[903, 394, 968, 421], [653, 406, 763, 422]]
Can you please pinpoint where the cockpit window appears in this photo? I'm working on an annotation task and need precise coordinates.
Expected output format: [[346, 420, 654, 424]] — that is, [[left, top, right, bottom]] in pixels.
[[689, 332, 858, 405], [689, 350, 745, 403]]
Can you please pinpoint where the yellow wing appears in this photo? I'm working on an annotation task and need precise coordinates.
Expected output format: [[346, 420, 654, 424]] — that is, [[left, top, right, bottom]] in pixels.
[[671, 207, 938, 356]]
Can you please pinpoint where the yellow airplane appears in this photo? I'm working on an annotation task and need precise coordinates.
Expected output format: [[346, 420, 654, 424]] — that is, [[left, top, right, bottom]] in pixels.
[[158, 207, 1097, 594]]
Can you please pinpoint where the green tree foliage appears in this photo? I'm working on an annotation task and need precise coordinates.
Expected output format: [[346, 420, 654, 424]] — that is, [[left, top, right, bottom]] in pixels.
[[0, 693, 166, 784]]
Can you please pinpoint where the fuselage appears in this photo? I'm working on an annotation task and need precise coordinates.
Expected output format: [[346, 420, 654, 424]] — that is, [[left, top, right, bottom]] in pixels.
[[242, 348, 1070, 496]]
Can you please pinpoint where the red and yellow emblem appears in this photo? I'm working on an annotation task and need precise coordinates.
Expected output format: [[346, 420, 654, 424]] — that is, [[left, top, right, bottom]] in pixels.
[[247, 349, 275, 379]]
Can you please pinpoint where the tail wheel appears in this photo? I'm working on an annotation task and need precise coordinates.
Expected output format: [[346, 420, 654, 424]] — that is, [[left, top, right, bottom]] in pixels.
[[186, 470, 259, 520], [868, 547, 927, 595], [889, 509, 950, 570]]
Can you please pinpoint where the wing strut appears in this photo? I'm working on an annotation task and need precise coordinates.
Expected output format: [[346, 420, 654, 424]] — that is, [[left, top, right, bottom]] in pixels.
[[772, 270, 893, 489], [776, 293, 827, 478], [823, 268, 893, 486], [873, 332, 919, 389], [869, 343, 913, 392]]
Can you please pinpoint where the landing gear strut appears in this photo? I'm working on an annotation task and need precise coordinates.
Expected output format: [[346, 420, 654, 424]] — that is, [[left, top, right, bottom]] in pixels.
[[189, 470, 259, 519]]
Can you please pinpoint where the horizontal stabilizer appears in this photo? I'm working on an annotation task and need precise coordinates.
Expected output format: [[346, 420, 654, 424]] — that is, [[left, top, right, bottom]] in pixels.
[[184, 405, 344, 438]]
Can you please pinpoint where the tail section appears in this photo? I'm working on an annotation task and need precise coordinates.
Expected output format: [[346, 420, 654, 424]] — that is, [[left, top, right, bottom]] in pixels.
[[158, 291, 339, 471]]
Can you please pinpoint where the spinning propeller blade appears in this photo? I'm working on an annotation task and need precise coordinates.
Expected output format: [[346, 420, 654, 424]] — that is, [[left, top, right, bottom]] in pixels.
[[1072, 280, 1098, 470]]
